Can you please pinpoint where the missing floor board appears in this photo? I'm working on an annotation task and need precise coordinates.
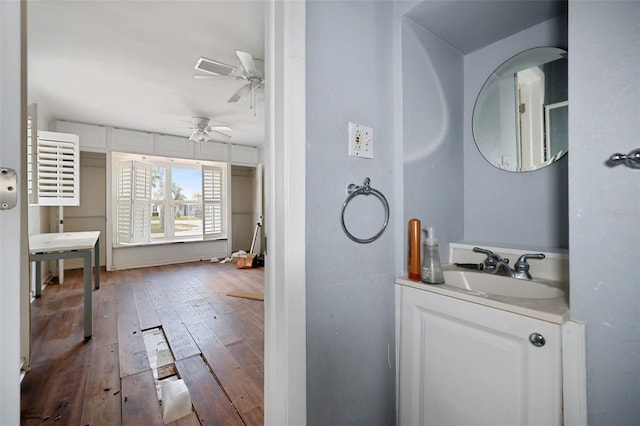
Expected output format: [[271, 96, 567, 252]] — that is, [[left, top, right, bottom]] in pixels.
[[142, 327, 193, 423]]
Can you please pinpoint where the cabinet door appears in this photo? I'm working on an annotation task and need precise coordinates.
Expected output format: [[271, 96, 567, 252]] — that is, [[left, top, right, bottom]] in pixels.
[[155, 134, 194, 159], [55, 120, 107, 153], [110, 128, 154, 154], [230, 144, 259, 165], [398, 285, 561, 426], [194, 141, 229, 161]]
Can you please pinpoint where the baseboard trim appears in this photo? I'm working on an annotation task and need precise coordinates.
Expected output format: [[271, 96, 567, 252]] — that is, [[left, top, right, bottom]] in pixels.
[[562, 320, 588, 425]]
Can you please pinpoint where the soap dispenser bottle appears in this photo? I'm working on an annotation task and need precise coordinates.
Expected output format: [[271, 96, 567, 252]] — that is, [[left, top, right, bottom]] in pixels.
[[421, 227, 444, 284]]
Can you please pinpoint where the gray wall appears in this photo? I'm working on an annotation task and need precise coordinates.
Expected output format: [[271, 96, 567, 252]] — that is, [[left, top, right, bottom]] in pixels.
[[306, 1, 640, 424], [402, 17, 464, 263], [464, 16, 569, 249], [569, 1, 640, 424], [306, 1, 396, 424]]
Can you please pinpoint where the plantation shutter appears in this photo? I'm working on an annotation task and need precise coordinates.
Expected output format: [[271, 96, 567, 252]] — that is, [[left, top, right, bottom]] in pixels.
[[117, 160, 152, 244], [202, 165, 224, 240], [27, 127, 37, 205], [29, 130, 80, 206]]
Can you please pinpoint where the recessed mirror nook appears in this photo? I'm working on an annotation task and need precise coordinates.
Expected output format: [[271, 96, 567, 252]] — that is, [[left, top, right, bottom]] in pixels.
[[401, 0, 569, 260], [398, 1, 573, 423]]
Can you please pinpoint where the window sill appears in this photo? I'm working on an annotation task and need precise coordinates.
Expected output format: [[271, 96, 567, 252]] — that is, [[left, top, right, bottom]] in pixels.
[[113, 237, 227, 249]]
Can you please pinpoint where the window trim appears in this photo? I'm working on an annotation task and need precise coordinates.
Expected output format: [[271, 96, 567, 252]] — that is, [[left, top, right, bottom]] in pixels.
[[111, 152, 227, 247]]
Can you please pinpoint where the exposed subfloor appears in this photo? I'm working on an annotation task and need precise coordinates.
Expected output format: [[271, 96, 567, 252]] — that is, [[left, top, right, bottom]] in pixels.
[[20, 261, 264, 425]]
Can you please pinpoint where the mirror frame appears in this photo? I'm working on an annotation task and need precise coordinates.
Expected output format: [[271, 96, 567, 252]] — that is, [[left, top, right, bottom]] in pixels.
[[472, 47, 568, 172]]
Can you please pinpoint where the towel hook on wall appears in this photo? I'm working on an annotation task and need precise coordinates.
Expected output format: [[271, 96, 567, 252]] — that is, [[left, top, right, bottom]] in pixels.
[[607, 148, 640, 169]]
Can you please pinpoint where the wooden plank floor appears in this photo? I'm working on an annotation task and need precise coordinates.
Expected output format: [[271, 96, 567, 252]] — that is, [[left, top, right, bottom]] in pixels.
[[20, 261, 264, 425]]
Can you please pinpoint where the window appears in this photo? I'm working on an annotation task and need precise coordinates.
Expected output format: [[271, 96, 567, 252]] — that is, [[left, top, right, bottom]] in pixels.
[[113, 153, 226, 245]]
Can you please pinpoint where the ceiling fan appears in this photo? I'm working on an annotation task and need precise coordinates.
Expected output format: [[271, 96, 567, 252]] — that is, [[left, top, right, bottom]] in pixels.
[[187, 116, 232, 142], [193, 50, 264, 114]]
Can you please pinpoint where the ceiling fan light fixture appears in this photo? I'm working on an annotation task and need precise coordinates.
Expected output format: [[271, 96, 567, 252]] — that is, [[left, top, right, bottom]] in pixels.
[[194, 57, 236, 76], [189, 128, 209, 143]]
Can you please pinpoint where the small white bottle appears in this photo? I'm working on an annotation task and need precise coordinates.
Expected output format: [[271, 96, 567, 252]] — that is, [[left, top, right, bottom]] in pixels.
[[421, 227, 444, 284]]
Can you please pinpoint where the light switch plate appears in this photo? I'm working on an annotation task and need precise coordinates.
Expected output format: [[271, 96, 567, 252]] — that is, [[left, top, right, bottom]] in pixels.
[[348, 122, 373, 159]]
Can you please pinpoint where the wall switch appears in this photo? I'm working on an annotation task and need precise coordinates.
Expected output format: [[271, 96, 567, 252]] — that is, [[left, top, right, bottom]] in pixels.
[[348, 122, 373, 158]]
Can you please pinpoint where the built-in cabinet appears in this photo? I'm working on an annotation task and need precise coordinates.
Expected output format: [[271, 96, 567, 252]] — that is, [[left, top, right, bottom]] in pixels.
[[54, 120, 108, 153], [155, 134, 194, 158], [110, 128, 154, 154], [53, 120, 258, 164], [397, 284, 562, 426], [230, 143, 260, 165], [194, 139, 229, 162]]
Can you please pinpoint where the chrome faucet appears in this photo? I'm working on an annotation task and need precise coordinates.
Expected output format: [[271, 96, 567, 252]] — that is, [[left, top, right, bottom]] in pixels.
[[473, 247, 545, 280], [473, 247, 507, 272]]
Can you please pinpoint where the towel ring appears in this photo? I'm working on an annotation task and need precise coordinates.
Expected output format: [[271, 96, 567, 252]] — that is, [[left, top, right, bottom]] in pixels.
[[341, 177, 389, 244]]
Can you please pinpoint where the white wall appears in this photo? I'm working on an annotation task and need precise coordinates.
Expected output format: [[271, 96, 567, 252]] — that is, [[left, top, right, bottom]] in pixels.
[[464, 16, 569, 249], [306, 1, 396, 424], [401, 16, 465, 264], [569, 1, 640, 424], [111, 239, 227, 270]]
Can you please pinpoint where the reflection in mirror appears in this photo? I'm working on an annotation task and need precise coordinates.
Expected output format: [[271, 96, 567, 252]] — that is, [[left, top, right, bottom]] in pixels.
[[473, 47, 568, 172]]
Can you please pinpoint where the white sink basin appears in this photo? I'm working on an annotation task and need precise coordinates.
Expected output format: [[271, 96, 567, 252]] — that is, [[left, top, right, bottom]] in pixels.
[[443, 270, 563, 299]]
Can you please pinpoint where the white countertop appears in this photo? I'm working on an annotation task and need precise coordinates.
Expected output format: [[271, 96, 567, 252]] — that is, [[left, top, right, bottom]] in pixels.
[[29, 231, 100, 253], [396, 267, 570, 324]]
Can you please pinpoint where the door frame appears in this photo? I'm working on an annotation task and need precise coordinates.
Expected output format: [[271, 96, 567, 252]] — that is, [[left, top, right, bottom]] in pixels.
[[264, 1, 307, 424], [0, 0, 28, 424]]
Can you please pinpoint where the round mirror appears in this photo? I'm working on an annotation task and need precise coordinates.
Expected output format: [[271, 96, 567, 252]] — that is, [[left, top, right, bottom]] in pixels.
[[473, 47, 568, 172]]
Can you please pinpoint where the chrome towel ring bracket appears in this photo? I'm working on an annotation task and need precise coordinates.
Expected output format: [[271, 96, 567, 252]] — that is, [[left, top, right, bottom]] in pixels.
[[607, 149, 640, 169], [341, 177, 389, 244]]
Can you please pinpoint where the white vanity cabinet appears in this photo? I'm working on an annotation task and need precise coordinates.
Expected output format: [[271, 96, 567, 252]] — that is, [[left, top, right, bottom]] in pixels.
[[398, 283, 562, 426]]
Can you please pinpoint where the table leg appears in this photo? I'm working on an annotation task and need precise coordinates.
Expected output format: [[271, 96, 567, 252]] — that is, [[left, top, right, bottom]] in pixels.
[[94, 238, 100, 290], [83, 251, 92, 339], [35, 260, 42, 298]]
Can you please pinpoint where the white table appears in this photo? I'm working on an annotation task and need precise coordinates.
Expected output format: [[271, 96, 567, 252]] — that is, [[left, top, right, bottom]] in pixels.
[[29, 231, 100, 339]]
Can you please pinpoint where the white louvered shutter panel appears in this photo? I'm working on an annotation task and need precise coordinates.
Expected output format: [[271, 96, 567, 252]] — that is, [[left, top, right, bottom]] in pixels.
[[27, 128, 37, 204], [33, 130, 80, 206], [202, 165, 224, 240], [117, 160, 151, 244]]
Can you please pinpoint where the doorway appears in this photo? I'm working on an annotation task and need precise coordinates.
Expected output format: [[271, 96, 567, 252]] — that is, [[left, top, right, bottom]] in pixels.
[[231, 164, 263, 255]]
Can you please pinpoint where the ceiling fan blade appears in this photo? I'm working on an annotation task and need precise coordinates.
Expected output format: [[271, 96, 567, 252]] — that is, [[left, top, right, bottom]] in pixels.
[[228, 84, 252, 103], [194, 56, 236, 76], [210, 129, 232, 139], [211, 125, 232, 132], [193, 74, 217, 80], [235, 50, 257, 77], [193, 74, 244, 80]]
